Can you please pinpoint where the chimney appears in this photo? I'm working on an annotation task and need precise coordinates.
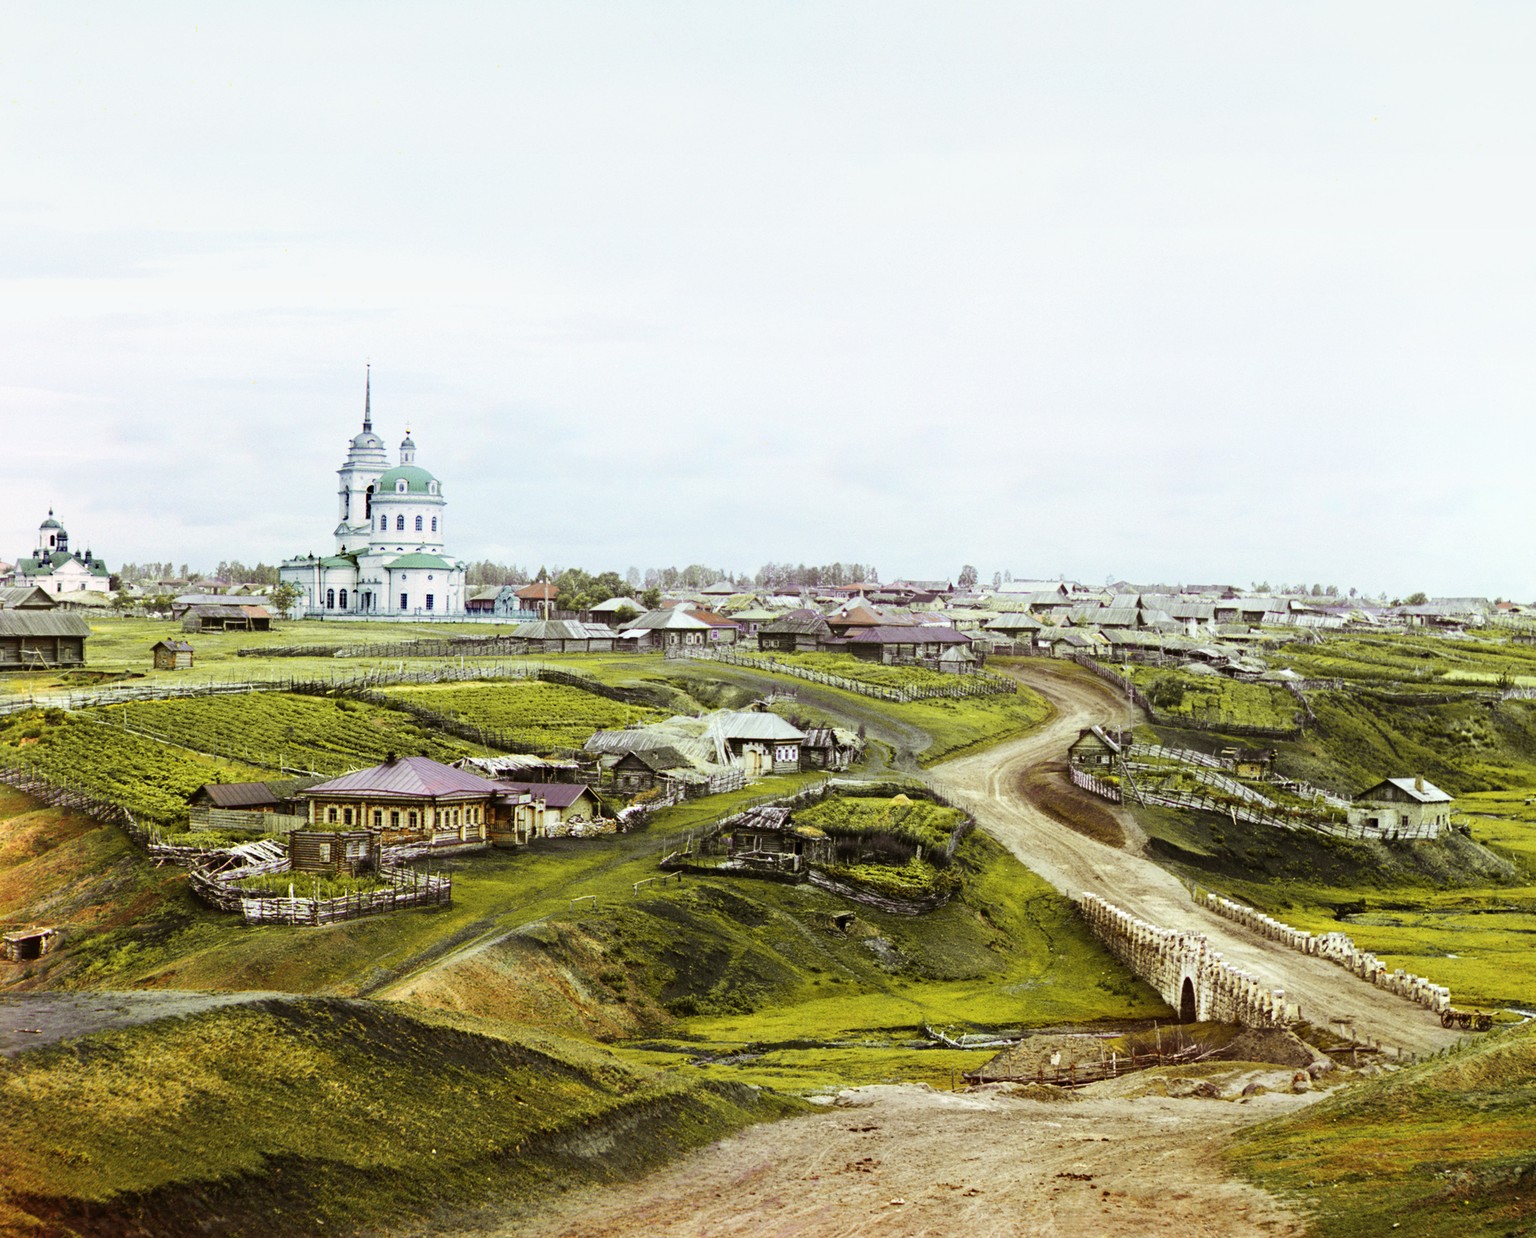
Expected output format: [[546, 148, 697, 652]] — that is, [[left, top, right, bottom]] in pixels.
[[1415, 775, 1424, 793]]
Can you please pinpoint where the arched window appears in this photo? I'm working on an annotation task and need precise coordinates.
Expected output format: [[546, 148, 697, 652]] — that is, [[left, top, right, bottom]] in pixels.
[[364, 484, 373, 517], [338, 588, 347, 609], [396, 515, 405, 530], [326, 588, 335, 609], [431, 517, 438, 532], [379, 514, 387, 530], [397, 480, 407, 493], [415, 515, 423, 531], [429, 481, 438, 495]]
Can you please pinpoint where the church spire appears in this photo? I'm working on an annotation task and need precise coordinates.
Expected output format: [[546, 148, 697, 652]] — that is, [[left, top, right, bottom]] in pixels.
[[362, 364, 373, 433]]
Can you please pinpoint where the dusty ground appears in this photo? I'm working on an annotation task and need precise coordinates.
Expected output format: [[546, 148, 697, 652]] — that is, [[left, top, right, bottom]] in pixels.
[[511, 1072, 1320, 1238], [930, 660, 1465, 1058], [0, 989, 287, 1055]]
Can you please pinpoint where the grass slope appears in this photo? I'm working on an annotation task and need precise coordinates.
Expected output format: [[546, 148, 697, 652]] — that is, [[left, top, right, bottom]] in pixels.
[[1229, 1021, 1536, 1237], [0, 997, 800, 1236]]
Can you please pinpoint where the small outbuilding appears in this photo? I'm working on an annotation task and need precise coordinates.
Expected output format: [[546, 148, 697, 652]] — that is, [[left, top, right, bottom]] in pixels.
[[0, 610, 91, 671], [151, 639, 195, 670], [289, 829, 382, 875]]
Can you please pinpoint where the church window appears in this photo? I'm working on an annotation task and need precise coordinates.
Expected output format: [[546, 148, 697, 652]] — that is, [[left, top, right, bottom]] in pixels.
[[326, 588, 335, 609], [415, 515, 423, 531], [431, 517, 437, 532], [396, 515, 405, 530], [380, 514, 387, 530], [365, 485, 373, 517], [338, 588, 347, 609], [429, 481, 438, 495], [397, 480, 407, 493], [400, 592, 409, 610], [426, 594, 435, 611]]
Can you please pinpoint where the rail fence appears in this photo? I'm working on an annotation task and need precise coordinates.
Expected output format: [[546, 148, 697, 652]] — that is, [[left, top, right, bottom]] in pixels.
[[678, 648, 1018, 702]]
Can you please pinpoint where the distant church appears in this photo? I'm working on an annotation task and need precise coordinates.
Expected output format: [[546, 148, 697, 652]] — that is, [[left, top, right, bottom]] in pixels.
[[13, 511, 111, 597], [280, 371, 468, 617]]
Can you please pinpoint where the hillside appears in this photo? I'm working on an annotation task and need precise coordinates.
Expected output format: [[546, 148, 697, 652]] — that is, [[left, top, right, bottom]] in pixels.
[[0, 996, 801, 1236]]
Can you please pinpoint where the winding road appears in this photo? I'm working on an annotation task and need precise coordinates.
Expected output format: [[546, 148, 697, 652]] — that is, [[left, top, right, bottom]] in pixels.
[[929, 660, 1463, 1056]]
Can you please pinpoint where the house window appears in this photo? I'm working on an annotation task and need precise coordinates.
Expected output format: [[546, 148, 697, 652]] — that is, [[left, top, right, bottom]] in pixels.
[[390, 810, 400, 828], [326, 588, 335, 609], [396, 515, 405, 530], [407, 810, 418, 829], [431, 517, 438, 532], [327, 806, 338, 823], [426, 594, 434, 611], [318, 842, 332, 863], [400, 592, 409, 610], [415, 515, 423, 531], [373, 810, 382, 828], [343, 807, 353, 826]]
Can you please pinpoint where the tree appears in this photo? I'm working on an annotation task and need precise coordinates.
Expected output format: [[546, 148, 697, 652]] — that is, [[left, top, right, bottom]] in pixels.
[[270, 581, 304, 620], [1405, 591, 1429, 606], [958, 565, 978, 588], [111, 587, 135, 613], [640, 587, 662, 610]]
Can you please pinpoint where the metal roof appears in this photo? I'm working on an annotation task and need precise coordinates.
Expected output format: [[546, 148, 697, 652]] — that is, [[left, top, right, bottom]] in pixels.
[[0, 611, 92, 637], [710, 711, 807, 742], [628, 608, 712, 630], [841, 625, 970, 645], [303, 756, 502, 800], [758, 609, 831, 636], [490, 780, 598, 809], [387, 553, 456, 570], [1359, 777, 1454, 804]]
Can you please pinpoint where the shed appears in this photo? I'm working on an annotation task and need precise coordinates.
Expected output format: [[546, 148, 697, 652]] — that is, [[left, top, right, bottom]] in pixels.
[[0, 610, 91, 671], [151, 638, 195, 670], [289, 829, 381, 875]]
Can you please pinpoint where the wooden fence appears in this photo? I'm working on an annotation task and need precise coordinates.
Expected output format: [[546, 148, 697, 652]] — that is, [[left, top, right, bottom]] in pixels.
[[680, 648, 1018, 702], [1068, 765, 1121, 802], [189, 861, 450, 925]]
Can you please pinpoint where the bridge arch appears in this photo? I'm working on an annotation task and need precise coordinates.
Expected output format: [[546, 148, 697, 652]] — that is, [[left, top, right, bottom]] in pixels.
[[1179, 975, 1198, 1023]]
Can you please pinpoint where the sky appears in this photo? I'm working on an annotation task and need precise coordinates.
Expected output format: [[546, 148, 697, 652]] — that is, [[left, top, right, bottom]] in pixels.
[[3, 3, 1534, 598]]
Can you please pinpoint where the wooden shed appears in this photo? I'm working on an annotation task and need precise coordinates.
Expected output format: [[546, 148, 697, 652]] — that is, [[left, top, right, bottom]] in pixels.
[[0, 610, 91, 671], [289, 829, 381, 875], [151, 639, 195, 670]]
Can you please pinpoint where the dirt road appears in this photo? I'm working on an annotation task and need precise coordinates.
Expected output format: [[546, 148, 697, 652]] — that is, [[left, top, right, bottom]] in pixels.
[[929, 660, 1463, 1056], [513, 1075, 1317, 1238]]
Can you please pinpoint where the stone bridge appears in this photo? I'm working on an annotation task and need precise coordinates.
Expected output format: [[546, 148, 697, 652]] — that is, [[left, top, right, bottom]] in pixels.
[[1077, 893, 1294, 1028]]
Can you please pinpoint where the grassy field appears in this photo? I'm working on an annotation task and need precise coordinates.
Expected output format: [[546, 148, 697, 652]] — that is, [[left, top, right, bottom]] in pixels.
[[381, 679, 660, 751], [1270, 629, 1536, 688], [1228, 1021, 1536, 1236], [0, 997, 801, 1235], [1125, 665, 1300, 730], [85, 690, 484, 775], [731, 649, 998, 693]]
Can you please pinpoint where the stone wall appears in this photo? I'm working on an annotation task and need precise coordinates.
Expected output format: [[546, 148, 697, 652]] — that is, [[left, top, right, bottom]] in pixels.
[[1202, 892, 1451, 1015], [1076, 892, 1292, 1028]]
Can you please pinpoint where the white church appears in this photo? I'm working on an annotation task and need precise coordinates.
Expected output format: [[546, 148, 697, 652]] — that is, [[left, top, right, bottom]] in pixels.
[[280, 373, 468, 617]]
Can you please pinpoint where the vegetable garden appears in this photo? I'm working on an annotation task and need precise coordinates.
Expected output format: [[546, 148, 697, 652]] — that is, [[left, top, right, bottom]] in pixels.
[[380, 679, 660, 752]]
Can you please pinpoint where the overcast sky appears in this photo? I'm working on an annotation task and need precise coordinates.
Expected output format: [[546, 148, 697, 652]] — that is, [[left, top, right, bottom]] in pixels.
[[3, 4, 1533, 597]]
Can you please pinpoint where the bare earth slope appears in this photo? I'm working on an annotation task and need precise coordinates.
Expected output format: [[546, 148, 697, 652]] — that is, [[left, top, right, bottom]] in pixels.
[[929, 660, 1462, 1057], [512, 1080, 1316, 1238]]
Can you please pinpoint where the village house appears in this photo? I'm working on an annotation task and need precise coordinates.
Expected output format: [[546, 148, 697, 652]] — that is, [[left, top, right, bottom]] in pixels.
[[1348, 776, 1455, 838], [0, 610, 91, 672], [620, 607, 712, 650], [800, 727, 858, 771], [508, 618, 617, 653], [516, 581, 560, 619], [299, 756, 499, 851], [841, 624, 973, 664], [1067, 725, 1130, 769], [487, 780, 607, 835], [709, 712, 806, 775], [151, 639, 195, 670], [589, 596, 645, 626], [755, 608, 834, 653], [0, 586, 56, 610], [608, 746, 694, 794]]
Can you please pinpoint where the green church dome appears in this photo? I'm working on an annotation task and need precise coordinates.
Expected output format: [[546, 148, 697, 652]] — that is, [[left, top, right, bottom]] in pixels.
[[376, 464, 441, 496]]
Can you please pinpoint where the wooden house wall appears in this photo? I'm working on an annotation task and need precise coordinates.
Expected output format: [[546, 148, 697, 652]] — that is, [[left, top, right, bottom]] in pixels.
[[0, 636, 85, 668]]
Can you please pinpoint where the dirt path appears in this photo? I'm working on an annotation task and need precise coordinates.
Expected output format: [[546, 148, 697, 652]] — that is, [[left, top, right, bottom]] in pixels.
[[511, 1075, 1318, 1237], [0, 990, 288, 1056], [929, 660, 1463, 1057]]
